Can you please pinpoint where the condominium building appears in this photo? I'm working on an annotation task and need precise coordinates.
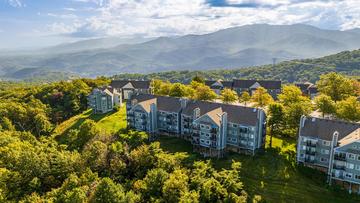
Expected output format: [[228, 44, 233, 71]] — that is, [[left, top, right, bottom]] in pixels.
[[88, 87, 121, 114], [127, 94, 267, 157], [110, 80, 151, 100], [297, 116, 360, 193]]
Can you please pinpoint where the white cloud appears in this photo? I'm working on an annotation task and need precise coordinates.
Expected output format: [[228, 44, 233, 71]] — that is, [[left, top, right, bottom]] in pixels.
[[7, 0, 23, 7], [47, 0, 360, 39]]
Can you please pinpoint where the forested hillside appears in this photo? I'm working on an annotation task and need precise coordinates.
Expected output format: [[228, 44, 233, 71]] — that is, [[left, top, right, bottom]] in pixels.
[[114, 49, 360, 83]]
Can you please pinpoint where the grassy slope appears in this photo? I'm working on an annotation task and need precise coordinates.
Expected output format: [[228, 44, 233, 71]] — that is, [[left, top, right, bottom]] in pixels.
[[53, 105, 127, 143], [55, 105, 360, 202]]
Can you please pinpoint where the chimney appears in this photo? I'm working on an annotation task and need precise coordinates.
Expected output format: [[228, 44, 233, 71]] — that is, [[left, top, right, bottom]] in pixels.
[[193, 107, 200, 119], [180, 98, 188, 109]]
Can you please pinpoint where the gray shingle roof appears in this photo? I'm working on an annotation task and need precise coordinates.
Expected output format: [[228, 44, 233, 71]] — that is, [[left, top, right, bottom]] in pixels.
[[300, 116, 360, 141], [233, 79, 281, 89], [205, 80, 233, 89], [130, 94, 262, 126], [182, 100, 260, 126], [111, 80, 151, 89]]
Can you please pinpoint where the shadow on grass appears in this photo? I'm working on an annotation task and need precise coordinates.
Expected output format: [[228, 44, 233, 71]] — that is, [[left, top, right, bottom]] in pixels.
[[56, 110, 117, 144]]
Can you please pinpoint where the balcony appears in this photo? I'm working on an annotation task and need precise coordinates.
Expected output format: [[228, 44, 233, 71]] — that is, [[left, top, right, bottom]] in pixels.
[[210, 128, 218, 134], [305, 149, 316, 156], [304, 158, 315, 163], [305, 141, 317, 147], [334, 154, 346, 161], [333, 165, 345, 170]]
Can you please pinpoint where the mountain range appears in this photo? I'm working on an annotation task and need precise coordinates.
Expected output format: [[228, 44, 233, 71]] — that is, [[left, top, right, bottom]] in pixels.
[[1, 24, 360, 80]]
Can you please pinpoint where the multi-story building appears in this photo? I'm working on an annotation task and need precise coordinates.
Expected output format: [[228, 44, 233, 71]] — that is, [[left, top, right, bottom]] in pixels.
[[127, 94, 267, 157], [204, 79, 282, 99], [297, 116, 360, 193], [205, 80, 233, 95], [88, 87, 121, 114], [232, 79, 281, 99], [295, 82, 318, 99], [110, 80, 151, 100]]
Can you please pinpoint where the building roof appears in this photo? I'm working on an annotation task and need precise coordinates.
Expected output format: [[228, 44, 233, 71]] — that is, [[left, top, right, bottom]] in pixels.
[[130, 94, 262, 126], [182, 99, 260, 126], [205, 80, 233, 89], [338, 128, 360, 147], [300, 116, 360, 141], [295, 82, 313, 92], [110, 80, 151, 89], [130, 94, 182, 113], [233, 79, 281, 89], [202, 107, 223, 126]]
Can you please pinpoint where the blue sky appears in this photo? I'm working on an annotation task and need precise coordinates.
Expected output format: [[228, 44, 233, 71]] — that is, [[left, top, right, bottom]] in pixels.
[[0, 0, 360, 49]]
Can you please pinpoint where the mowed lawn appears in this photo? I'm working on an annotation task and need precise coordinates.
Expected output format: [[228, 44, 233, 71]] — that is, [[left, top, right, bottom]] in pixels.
[[53, 105, 127, 143], [55, 104, 360, 202]]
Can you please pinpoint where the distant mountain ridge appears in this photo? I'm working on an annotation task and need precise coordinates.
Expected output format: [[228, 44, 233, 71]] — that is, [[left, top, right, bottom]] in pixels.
[[1, 24, 360, 80]]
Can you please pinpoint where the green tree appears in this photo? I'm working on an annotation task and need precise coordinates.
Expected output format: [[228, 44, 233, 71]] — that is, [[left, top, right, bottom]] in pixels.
[[278, 85, 308, 106], [180, 190, 199, 203], [169, 83, 187, 97], [76, 119, 100, 149], [194, 85, 217, 101], [192, 75, 205, 84], [0, 117, 15, 131], [163, 169, 189, 202], [251, 87, 273, 107], [93, 178, 126, 203], [268, 103, 284, 147], [158, 81, 172, 96], [83, 141, 108, 172], [239, 91, 251, 106], [220, 88, 238, 104], [336, 96, 360, 122], [317, 72, 356, 102], [314, 94, 336, 117]]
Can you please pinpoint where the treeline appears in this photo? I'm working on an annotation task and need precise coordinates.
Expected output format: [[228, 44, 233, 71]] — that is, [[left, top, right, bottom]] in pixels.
[[151, 73, 360, 138], [113, 49, 360, 83], [0, 77, 109, 136], [0, 127, 258, 202], [0, 78, 260, 202]]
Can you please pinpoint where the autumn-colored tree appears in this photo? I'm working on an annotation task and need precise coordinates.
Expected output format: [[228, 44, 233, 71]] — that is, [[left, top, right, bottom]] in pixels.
[[251, 87, 273, 107], [317, 72, 356, 102], [239, 91, 251, 106], [314, 94, 336, 117], [220, 88, 238, 104]]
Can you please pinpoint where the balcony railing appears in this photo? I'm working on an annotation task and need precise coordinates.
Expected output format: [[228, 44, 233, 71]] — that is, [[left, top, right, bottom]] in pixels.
[[305, 141, 317, 147], [304, 158, 315, 163], [334, 154, 346, 161], [333, 165, 345, 170], [305, 150, 316, 156]]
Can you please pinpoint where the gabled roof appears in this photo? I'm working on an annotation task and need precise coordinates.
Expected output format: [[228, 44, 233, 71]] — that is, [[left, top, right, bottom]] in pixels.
[[233, 79, 281, 89], [196, 107, 223, 126], [338, 128, 360, 147], [111, 80, 151, 89], [300, 116, 360, 141], [205, 80, 233, 89], [130, 94, 182, 113], [182, 100, 260, 126]]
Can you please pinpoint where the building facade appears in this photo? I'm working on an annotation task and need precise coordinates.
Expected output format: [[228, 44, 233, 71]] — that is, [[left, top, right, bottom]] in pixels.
[[297, 116, 360, 193], [88, 87, 121, 114], [110, 80, 151, 100], [127, 94, 267, 157]]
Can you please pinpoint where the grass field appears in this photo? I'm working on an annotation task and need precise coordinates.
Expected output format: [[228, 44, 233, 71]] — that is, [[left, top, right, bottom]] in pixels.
[[158, 135, 360, 203], [55, 105, 360, 202], [53, 105, 127, 143]]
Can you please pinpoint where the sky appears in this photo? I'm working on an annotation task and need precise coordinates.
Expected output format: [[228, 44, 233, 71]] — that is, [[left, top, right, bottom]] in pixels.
[[0, 0, 360, 49]]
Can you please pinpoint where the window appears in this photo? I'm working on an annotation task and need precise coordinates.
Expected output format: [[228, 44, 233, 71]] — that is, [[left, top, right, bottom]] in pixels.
[[300, 153, 305, 158], [321, 149, 329, 155], [348, 153, 356, 160], [200, 139, 205, 143], [355, 165, 360, 171], [205, 140, 210, 145], [249, 134, 254, 139], [345, 173, 353, 179], [206, 126, 210, 130], [356, 175, 360, 180], [303, 137, 307, 142], [357, 155, 360, 161], [322, 140, 330, 146], [206, 133, 210, 137], [346, 163, 355, 170], [320, 158, 328, 162], [232, 138, 237, 143], [232, 124, 238, 128], [302, 146, 306, 150], [248, 142, 254, 146]]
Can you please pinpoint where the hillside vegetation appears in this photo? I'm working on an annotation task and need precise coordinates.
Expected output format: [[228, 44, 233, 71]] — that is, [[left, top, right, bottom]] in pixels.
[[114, 49, 360, 83]]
